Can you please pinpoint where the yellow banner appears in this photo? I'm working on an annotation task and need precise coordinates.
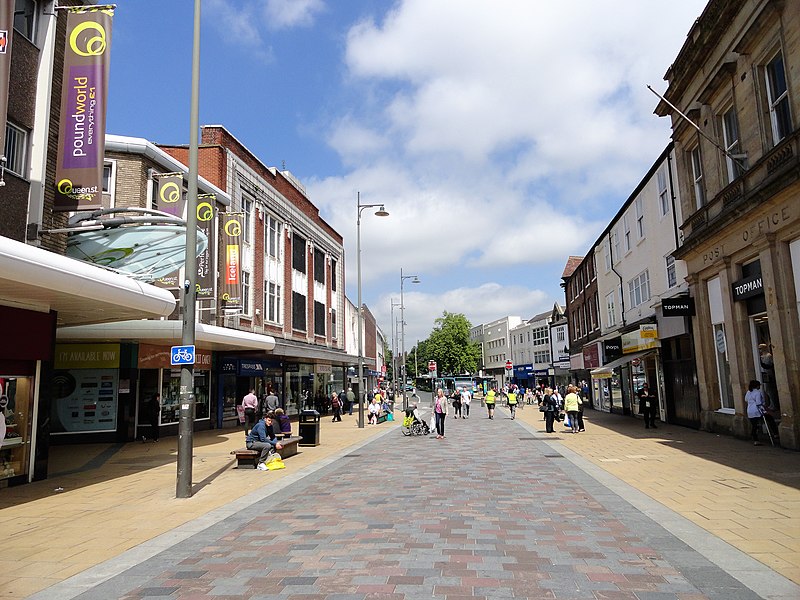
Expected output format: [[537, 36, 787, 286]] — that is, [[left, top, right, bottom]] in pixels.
[[55, 343, 120, 369]]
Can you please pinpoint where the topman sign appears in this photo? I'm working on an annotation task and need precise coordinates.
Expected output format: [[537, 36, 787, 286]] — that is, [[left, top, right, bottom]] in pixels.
[[732, 274, 764, 301]]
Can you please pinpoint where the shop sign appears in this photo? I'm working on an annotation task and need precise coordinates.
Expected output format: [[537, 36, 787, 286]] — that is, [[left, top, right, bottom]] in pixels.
[[55, 343, 120, 369], [622, 325, 659, 354], [662, 296, 695, 316], [582, 344, 599, 369], [239, 360, 265, 376], [286, 363, 300, 373], [603, 337, 622, 361], [220, 357, 238, 373], [514, 364, 532, 376], [732, 274, 764, 301], [315, 364, 332, 374]]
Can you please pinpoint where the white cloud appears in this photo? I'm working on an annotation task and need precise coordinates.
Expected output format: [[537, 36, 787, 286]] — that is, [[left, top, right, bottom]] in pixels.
[[373, 283, 554, 348], [263, 0, 325, 29]]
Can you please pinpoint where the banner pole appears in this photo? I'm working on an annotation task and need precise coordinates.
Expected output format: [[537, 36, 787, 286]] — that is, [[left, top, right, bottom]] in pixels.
[[177, 0, 201, 499]]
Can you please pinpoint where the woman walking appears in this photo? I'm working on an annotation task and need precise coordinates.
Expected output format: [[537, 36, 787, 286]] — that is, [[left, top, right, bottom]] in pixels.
[[433, 387, 448, 439], [564, 385, 581, 433], [451, 388, 462, 419]]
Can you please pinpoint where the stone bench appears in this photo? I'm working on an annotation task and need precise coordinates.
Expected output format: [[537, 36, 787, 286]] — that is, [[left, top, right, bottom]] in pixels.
[[232, 435, 303, 469]]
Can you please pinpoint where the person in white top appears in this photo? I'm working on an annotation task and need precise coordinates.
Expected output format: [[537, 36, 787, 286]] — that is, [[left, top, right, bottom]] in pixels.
[[745, 379, 767, 446], [460, 387, 472, 418]]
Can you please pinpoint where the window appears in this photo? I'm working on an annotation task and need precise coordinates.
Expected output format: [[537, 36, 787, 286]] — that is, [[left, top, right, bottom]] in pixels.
[[265, 214, 281, 259], [623, 214, 631, 252], [242, 271, 250, 314], [292, 234, 306, 272], [605, 291, 616, 327], [666, 255, 677, 289], [713, 323, 734, 409], [635, 196, 644, 239], [556, 328, 565, 343], [690, 146, 705, 209], [242, 196, 253, 243], [613, 228, 621, 261], [4, 123, 27, 177], [331, 259, 337, 291], [722, 106, 745, 182], [628, 270, 651, 308], [14, 0, 36, 41], [292, 292, 306, 331], [657, 167, 670, 216], [765, 52, 792, 145], [313, 249, 325, 284], [264, 281, 281, 324], [331, 308, 337, 339], [314, 300, 326, 336], [102, 163, 113, 193]]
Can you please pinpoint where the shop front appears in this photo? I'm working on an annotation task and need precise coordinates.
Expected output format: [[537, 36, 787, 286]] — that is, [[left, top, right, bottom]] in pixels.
[[218, 356, 284, 427]]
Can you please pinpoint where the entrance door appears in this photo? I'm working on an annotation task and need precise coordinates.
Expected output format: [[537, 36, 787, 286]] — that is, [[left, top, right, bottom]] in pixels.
[[751, 314, 780, 413]]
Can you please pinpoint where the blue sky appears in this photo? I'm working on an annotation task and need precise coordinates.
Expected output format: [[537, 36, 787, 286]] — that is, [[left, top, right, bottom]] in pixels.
[[107, 0, 708, 345]]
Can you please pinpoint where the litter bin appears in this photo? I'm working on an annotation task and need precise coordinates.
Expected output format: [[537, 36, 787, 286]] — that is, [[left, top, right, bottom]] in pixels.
[[298, 409, 320, 446]]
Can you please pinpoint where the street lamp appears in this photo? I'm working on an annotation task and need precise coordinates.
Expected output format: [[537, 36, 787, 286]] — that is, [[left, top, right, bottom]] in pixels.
[[390, 299, 401, 402], [400, 268, 420, 410], [357, 193, 389, 428]]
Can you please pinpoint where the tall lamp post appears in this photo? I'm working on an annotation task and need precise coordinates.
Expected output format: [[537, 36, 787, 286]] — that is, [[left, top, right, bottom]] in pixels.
[[357, 193, 389, 428], [390, 299, 401, 401], [400, 268, 420, 410]]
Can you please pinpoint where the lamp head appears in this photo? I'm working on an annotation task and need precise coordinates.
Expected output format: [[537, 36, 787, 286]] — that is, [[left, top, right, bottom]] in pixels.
[[374, 205, 389, 217], [411, 276, 421, 284]]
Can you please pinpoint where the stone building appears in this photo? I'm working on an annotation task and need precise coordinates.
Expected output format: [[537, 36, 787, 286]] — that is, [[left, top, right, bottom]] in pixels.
[[655, 0, 800, 448]]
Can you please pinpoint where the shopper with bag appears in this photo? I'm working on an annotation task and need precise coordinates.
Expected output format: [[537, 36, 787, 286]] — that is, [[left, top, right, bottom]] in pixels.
[[246, 413, 284, 471], [564, 385, 581, 434], [433, 387, 448, 439]]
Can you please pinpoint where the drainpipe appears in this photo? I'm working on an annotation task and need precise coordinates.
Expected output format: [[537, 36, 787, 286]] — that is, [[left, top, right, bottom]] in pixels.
[[667, 152, 680, 251], [608, 231, 626, 327]]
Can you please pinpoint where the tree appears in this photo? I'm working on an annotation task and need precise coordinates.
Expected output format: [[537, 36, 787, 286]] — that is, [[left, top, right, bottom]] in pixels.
[[407, 312, 481, 377]]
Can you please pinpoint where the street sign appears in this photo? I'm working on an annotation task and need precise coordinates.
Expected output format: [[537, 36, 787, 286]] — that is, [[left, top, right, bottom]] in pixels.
[[428, 360, 437, 372], [505, 360, 513, 370], [381, 364, 387, 374], [171, 345, 196, 366]]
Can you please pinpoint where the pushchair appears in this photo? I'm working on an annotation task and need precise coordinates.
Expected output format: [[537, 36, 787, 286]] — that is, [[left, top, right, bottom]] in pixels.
[[401, 407, 431, 436]]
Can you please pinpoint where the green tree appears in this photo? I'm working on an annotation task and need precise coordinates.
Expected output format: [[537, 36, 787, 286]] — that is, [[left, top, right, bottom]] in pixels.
[[408, 312, 480, 377]]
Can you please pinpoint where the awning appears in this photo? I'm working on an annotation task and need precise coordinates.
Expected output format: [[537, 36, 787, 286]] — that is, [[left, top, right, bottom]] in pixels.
[[590, 350, 657, 379], [0, 236, 176, 326], [56, 319, 275, 352]]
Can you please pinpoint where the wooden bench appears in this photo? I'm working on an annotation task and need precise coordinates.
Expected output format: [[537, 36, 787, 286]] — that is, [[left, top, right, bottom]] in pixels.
[[232, 435, 303, 469]]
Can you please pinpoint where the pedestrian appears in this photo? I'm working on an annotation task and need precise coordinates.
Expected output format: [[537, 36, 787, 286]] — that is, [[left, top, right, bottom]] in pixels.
[[263, 386, 280, 414], [346, 386, 356, 415], [485, 387, 496, 419], [245, 412, 284, 470], [273, 408, 292, 438], [542, 387, 557, 433], [745, 380, 767, 446], [507, 388, 518, 419], [143, 393, 160, 442], [637, 382, 658, 429], [331, 390, 342, 422], [241, 388, 258, 435], [433, 387, 448, 438], [338, 389, 347, 416], [551, 387, 564, 423], [460, 386, 472, 418], [564, 385, 581, 433], [451, 387, 462, 419], [576, 387, 586, 432]]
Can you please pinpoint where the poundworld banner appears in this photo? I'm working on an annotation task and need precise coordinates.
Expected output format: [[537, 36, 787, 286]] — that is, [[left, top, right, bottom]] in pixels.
[[54, 7, 114, 212]]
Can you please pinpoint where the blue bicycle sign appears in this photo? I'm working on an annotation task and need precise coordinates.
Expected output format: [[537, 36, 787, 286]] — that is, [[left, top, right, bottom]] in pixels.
[[170, 345, 195, 365]]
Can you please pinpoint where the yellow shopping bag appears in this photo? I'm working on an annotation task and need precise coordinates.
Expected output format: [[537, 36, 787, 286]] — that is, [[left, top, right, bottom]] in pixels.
[[266, 456, 286, 470]]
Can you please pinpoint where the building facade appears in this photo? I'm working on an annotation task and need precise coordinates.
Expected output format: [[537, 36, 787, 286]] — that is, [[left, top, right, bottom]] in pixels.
[[510, 309, 556, 389], [655, 0, 800, 448]]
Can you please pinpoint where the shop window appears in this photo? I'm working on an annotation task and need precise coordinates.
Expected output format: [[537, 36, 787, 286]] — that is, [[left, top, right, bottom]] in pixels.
[[765, 51, 792, 145], [0, 376, 32, 482], [712, 323, 734, 410], [292, 234, 306, 272]]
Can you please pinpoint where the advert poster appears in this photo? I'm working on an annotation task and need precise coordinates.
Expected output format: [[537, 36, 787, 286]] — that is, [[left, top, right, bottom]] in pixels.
[[220, 212, 243, 308], [196, 194, 216, 298], [153, 173, 185, 289], [54, 7, 114, 212]]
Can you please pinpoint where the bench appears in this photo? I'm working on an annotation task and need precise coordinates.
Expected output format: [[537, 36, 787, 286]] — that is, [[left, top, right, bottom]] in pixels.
[[231, 435, 303, 469]]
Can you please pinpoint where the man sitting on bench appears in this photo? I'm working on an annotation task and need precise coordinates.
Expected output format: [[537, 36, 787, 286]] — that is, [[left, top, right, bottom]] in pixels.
[[246, 413, 284, 471]]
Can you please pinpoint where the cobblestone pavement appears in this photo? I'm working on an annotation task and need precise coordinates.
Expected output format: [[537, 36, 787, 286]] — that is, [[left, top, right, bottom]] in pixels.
[[37, 409, 798, 600]]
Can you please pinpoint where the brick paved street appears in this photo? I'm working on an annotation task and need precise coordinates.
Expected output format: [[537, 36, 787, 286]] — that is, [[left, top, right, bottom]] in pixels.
[[32, 408, 798, 600]]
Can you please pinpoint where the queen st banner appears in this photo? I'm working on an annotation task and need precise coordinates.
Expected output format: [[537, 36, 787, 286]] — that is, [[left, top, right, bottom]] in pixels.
[[0, 0, 14, 161], [54, 7, 114, 212], [220, 213, 244, 309], [152, 173, 185, 289], [196, 194, 217, 298]]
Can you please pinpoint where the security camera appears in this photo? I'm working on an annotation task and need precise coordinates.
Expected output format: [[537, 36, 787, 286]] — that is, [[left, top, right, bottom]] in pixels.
[[184, 279, 191, 293]]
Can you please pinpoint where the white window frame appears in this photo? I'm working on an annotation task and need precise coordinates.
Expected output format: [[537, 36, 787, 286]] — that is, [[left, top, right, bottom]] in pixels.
[[14, 0, 37, 42], [666, 255, 677, 289], [242, 195, 253, 244], [605, 290, 616, 327], [264, 280, 281, 324], [628, 270, 650, 309], [242, 271, 251, 315], [623, 214, 631, 252], [4, 122, 28, 177], [722, 106, 744, 182], [657, 167, 669, 217], [635, 196, 645, 239], [765, 51, 792, 145], [264, 213, 281, 259], [690, 146, 705, 209]]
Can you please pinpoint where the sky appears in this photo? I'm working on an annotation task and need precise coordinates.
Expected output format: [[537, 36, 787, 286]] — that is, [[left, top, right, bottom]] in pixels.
[[106, 0, 709, 348]]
